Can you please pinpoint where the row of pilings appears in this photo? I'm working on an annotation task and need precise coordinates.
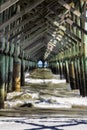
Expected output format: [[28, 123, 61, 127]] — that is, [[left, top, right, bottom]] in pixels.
[[49, 56, 87, 97], [0, 36, 37, 109]]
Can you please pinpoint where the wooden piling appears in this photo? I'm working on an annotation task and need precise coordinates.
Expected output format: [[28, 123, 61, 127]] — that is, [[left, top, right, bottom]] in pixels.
[[13, 58, 21, 92], [84, 57, 87, 96], [8, 56, 13, 92], [69, 61, 76, 90], [65, 60, 70, 83], [77, 58, 83, 96], [21, 59, 25, 86], [0, 54, 5, 108], [59, 60, 64, 79], [74, 58, 79, 89], [56, 61, 59, 74], [79, 57, 86, 96], [8, 43, 14, 92], [62, 61, 66, 79], [5, 55, 9, 100]]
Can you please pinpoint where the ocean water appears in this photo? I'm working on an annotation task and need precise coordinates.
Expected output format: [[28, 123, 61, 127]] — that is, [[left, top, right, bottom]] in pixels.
[[5, 72, 85, 110]]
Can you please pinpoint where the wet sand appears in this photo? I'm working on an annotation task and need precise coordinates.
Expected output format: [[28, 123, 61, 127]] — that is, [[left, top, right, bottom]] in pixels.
[[0, 106, 87, 118], [0, 69, 87, 118]]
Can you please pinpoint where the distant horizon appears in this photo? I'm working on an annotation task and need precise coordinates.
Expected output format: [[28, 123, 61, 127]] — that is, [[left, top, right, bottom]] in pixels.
[[38, 60, 48, 67]]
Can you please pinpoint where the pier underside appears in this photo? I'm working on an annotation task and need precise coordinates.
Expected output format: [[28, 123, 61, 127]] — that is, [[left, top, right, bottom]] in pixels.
[[0, 0, 87, 108]]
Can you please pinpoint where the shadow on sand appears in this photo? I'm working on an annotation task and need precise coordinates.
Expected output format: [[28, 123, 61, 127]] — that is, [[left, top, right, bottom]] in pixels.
[[1, 118, 87, 130]]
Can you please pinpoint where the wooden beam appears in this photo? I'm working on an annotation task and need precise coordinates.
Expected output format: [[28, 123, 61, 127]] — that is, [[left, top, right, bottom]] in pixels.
[[58, 0, 87, 22], [0, 0, 45, 29], [14, 23, 45, 43], [32, 48, 45, 60], [31, 51, 44, 60], [6, 14, 39, 36], [51, 48, 58, 55], [21, 34, 44, 50], [20, 35, 43, 50], [65, 29, 81, 42], [24, 41, 43, 53], [48, 7, 69, 24], [55, 25, 81, 43], [64, 32, 78, 43], [9, 19, 45, 41], [0, 0, 19, 13], [22, 26, 47, 49], [46, 52, 56, 60], [47, 30, 61, 42], [26, 42, 45, 54], [24, 38, 44, 50], [26, 47, 45, 57], [46, 0, 57, 9], [46, 8, 83, 43], [47, 17, 83, 42], [65, 18, 87, 35], [47, 32, 73, 52]]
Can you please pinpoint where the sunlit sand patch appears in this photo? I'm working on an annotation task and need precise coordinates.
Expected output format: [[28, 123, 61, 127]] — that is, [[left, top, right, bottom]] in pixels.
[[4, 69, 87, 110]]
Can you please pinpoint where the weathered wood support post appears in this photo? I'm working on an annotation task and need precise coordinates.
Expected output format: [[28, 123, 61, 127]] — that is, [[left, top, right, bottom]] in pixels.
[[8, 44, 14, 92], [48, 62, 52, 72], [50, 62, 53, 73], [29, 61, 31, 71], [69, 60, 76, 90], [85, 57, 87, 95], [24, 53, 29, 71], [79, 56, 86, 96], [84, 28, 87, 96], [65, 60, 70, 83], [53, 62, 56, 74], [0, 30, 5, 108], [13, 58, 21, 91], [51, 62, 54, 73], [8, 56, 13, 92], [73, 1, 85, 96], [59, 60, 64, 79], [63, 48, 70, 82], [13, 45, 21, 92], [78, 1, 87, 96], [5, 55, 9, 99], [52, 62, 55, 74], [84, 3, 87, 96], [0, 54, 5, 108], [27, 60, 30, 71], [25, 60, 28, 71], [54, 61, 56, 74], [74, 58, 79, 89], [62, 61, 66, 79], [21, 51, 25, 86], [77, 58, 83, 96], [56, 60, 59, 74], [4, 40, 9, 100]]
